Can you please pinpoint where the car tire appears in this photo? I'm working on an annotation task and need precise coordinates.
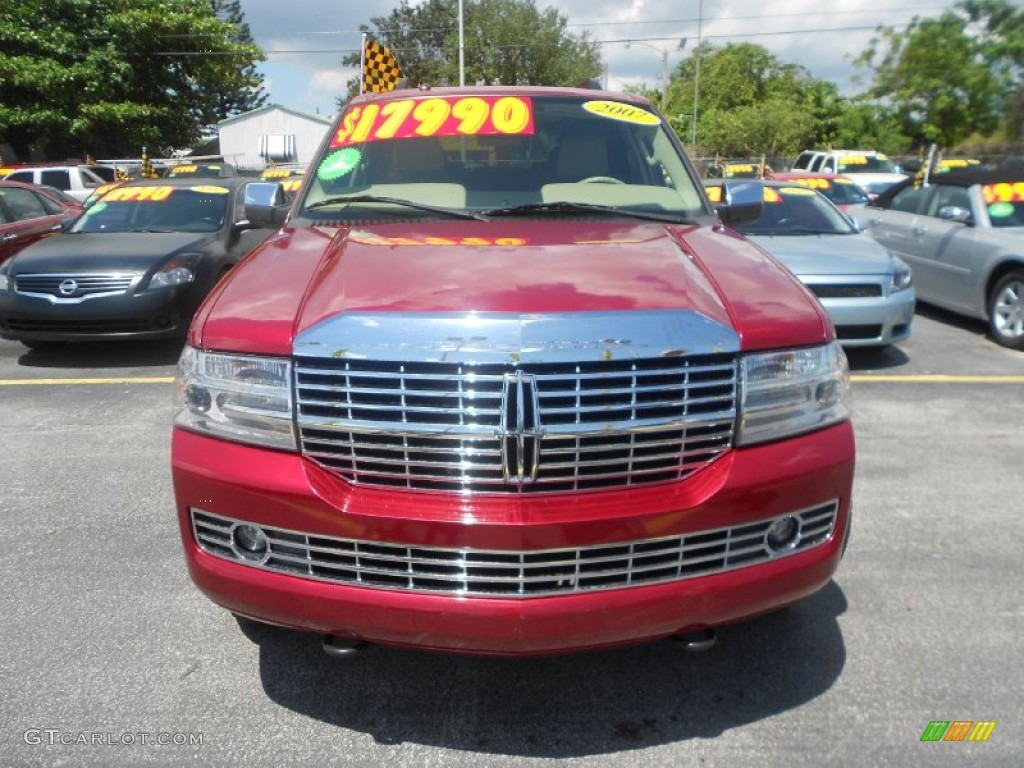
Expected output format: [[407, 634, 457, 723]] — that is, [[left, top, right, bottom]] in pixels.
[[988, 270, 1024, 350]]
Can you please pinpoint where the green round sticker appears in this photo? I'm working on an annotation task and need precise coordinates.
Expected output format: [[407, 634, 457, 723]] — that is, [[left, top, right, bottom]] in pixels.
[[317, 148, 362, 181], [988, 202, 1014, 219]]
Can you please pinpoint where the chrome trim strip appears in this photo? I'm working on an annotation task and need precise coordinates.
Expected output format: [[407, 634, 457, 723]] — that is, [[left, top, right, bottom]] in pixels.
[[294, 310, 741, 363], [191, 500, 839, 598]]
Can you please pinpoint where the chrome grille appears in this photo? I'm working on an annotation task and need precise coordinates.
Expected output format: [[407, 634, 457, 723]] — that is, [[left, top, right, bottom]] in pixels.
[[191, 501, 838, 597], [15, 273, 140, 299], [295, 355, 738, 493]]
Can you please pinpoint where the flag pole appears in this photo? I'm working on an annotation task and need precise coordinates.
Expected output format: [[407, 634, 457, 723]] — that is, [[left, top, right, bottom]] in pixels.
[[359, 32, 367, 95]]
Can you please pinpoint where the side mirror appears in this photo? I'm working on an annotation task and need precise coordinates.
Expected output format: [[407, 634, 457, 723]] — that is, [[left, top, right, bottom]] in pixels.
[[937, 205, 972, 224], [240, 182, 290, 229], [715, 180, 764, 226]]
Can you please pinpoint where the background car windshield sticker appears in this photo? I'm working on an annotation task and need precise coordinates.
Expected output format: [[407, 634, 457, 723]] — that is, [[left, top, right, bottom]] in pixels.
[[793, 177, 832, 190], [98, 185, 175, 203], [330, 95, 534, 148], [582, 101, 660, 125], [189, 185, 229, 195], [261, 169, 301, 179], [317, 148, 362, 181], [988, 202, 1015, 219], [705, 186, 722, 202], [777, 186, 815, 197], [983, 182, 1024, 204], [838, 156, 868, 169]]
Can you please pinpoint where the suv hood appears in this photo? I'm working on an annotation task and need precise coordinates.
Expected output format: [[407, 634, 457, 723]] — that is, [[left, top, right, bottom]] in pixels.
[[193, 220, 829, 355], [6, 232, 211, 273]]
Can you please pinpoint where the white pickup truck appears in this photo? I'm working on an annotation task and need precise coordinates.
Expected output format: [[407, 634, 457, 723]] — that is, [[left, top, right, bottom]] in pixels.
[[791, 149, 907, 199], [3, 165, 108, 202]]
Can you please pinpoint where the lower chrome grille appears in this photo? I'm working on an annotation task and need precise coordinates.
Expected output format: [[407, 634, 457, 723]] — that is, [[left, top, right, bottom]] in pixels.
[[295, 355, 738, 493], [808, 283, 883, 299], [191, 501, 839, 597]]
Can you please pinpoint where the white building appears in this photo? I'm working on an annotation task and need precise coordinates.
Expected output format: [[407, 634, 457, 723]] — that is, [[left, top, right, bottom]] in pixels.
[[218, 104, 333, 172]]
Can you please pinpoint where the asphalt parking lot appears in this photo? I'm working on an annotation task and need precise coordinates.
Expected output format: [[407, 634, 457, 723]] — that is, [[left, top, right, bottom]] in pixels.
[[1, 304, 1022, 768]]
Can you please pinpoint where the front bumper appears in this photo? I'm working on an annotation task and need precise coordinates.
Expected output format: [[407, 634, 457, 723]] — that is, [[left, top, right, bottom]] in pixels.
[[0, 286, 197, 341], [822, 289, 916, 347], [172, 422, 855, 656]]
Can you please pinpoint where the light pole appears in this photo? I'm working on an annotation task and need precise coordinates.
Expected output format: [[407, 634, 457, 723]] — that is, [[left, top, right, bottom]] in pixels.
[[625, 39, 684, 112], [692, 0, 703, 147]]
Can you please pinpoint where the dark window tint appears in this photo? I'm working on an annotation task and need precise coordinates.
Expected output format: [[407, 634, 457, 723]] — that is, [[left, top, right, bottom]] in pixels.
[[40, 170, 71, 190]]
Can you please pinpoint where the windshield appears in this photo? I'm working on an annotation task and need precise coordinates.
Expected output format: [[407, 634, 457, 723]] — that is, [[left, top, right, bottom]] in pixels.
[[729, 185, 857, 236], [298, 92, 704, 222], [71, 184, 229, 233], [836, 154, 899, 174]]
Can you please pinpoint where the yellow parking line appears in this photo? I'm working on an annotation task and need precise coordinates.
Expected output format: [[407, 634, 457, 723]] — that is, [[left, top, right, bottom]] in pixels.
[[0, 376, 175, 386], [850, 374, 1024, 383]]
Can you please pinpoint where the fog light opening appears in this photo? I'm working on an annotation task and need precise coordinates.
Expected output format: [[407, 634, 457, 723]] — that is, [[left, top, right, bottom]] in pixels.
[[231, 524, 269, 562], [765, 516, 800, 552]]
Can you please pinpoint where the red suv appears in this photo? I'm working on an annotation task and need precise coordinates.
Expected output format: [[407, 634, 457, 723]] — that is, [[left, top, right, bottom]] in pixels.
[[171, 85, 855, 657]]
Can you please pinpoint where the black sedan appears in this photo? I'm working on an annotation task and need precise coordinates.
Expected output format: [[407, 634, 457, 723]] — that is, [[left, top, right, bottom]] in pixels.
[[0, 177, 283, 347]]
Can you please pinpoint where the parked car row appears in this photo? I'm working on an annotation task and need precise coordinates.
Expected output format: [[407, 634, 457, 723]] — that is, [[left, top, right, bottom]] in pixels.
[[0, 177, 285, 347], [849, 167, 1024, 350]]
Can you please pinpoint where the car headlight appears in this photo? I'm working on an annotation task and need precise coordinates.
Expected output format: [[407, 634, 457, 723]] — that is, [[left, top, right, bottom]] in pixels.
[[737, 342, 851, 446], [891, 256, 912, 292], [145, 254, 201, 291], [0, 274, 7, 292], [174, 346, 296, 450]]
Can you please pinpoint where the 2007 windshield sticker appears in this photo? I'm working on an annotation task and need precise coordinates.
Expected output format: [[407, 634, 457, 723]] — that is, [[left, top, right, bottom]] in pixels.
[[330, 96, 534, 148], [582, 101, 660, 125]]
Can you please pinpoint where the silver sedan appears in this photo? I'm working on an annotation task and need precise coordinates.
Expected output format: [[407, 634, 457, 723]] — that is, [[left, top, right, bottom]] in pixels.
[[851, 167, 1024, 350], [707, 180, 916, 348]]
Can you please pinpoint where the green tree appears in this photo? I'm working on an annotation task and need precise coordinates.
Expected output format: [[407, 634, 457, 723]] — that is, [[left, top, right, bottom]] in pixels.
[[210, 0, 268, 121], [665, 42, 851, 158], [0, 0, 265, 160], [853, 2, 1018, 148], [340, 0, 602, 102]]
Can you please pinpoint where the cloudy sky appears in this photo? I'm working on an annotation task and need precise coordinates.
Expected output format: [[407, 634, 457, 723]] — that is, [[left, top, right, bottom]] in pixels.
[[237, 0, 954, 117]]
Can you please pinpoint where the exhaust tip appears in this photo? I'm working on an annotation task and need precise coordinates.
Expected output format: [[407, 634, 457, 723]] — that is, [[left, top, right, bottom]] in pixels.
[[671, 628, 717, 653], [322, 635, 366, 659]]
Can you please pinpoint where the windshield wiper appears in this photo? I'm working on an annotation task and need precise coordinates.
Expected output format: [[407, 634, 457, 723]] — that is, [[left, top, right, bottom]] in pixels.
[[306, 194, 486, 220], [482, 201, 688, 224], [127, 228, 177, 233]]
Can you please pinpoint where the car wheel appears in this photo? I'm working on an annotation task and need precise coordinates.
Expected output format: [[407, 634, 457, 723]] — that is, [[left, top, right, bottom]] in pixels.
[[988, 270, 1024, 350]]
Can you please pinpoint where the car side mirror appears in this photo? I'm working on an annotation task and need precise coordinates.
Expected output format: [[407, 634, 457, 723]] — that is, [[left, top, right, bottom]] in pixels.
[[937, 205, 972, 225], [240, 182, 290, 229], [715, 180, 764, 226]]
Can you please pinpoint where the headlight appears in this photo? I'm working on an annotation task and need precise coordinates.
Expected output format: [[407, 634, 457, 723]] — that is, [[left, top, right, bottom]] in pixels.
[[891, 256, 912, 292], [174, 346, 296, 450], [145, 254, 201, 291], [0, 274, 8, 292], [737, 342, 851, 446]]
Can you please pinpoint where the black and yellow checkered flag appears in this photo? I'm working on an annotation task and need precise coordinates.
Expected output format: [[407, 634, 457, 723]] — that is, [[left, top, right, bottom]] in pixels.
[[362, 37, 402, 94], [140, 147, 159, 179]]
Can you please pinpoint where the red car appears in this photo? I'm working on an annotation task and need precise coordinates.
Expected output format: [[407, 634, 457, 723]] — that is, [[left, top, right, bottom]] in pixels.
[[0, 180, 80, 265], [171, 85, 855, 657], [770, 172, 871, 211]]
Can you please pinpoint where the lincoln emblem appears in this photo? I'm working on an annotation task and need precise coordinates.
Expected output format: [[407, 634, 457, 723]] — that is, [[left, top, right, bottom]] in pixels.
[[496, 370, 543, 484]]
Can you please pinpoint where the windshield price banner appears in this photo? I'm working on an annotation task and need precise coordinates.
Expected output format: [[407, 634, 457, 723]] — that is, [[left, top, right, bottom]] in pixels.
[[983, 182, 1024, 204], [330, 96, 535, 147]]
